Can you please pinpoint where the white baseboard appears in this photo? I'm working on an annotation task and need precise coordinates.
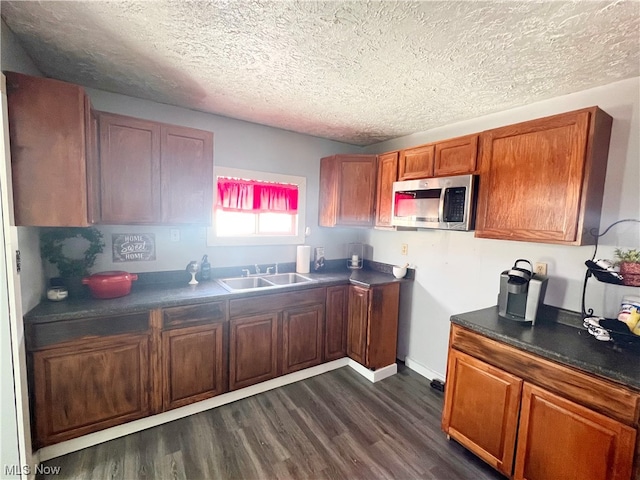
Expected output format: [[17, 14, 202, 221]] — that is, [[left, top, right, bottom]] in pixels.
[[347, 360, 397, 382], [38, 357, 349, 462], [405, 356, 445, 382]]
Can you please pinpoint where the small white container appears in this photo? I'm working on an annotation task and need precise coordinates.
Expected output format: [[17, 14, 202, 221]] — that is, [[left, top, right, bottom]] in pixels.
[[47, 287, 68, 301], [392, 266, 407, 279]]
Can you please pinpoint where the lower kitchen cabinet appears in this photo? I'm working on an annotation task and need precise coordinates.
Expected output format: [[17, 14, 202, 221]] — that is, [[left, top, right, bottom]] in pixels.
[[161, 301, 229, 410], [282, 304, 324, 374], [347, 282, 400, 369], [347, 285, 369, 365], [441, 349, 522, 476], [229, 288, 327, 390], [325, 285, 349, 361], [443, 324, 638, 480], [32, 333, 151, 448], [229, 313, 279, 391], [162, 323, 226, 410], [27, 281, 402, 448], [515, 383, 636, 480]]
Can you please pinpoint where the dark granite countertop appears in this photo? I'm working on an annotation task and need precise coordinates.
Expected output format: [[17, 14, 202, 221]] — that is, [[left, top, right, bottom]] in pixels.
[[451, 306, 640, 390], [25, 266, 409, 324]]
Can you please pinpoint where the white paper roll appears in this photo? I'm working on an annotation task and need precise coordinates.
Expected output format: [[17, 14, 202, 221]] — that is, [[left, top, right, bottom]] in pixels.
[[296, 245, 311, 273]]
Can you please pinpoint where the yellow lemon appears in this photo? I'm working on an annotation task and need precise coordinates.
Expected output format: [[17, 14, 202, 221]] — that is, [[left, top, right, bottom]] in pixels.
[[623, 307, 640, 333]]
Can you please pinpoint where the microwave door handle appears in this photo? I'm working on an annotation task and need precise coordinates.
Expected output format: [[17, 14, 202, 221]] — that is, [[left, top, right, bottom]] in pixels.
[[438, 189, 446, 222]]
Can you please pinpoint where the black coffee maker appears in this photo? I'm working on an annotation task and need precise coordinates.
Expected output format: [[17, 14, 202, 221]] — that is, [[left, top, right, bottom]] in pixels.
[[498, 259, 548, 323]]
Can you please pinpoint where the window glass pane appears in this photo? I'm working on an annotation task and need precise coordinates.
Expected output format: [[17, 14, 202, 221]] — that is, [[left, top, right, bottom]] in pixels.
[[258, 212, 296, 235], [215, 210, 256, 236]]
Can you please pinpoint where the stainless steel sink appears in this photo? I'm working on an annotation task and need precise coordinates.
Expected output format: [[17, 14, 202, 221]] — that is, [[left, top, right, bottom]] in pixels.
[[263, 273, 313, 285], [218, 276, 276, 291], [216, 272, 315, 292]]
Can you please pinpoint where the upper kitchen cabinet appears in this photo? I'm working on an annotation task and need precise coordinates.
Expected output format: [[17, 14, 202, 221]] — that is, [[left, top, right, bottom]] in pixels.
[[5, 72, 100, 226], [374, 151, 399, 228], [398, 144, 434, 180], [319, 154, 377, 227], [433, 134, 478, 176], [99, 113, 214, 225], [475, 107, 613, 245], [398, 134, 478, 181]]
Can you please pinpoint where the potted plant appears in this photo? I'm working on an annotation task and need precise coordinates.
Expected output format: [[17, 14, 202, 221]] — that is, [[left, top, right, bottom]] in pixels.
[[614, 248, 640, 286], [40, 227, 105, 296]]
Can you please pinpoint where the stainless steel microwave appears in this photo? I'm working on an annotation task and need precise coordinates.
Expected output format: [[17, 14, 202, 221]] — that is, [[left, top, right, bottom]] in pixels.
[[391, 174, 478, 230]]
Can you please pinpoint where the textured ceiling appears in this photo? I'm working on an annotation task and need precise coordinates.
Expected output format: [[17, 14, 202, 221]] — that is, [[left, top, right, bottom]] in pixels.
[[2, 1, 639, 146]]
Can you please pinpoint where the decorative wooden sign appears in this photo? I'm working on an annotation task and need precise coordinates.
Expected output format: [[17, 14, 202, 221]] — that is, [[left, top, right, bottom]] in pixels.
[[112, 234, 156, 262]]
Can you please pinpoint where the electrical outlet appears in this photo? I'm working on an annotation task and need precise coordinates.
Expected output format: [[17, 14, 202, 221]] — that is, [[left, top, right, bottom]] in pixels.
[[534, 262, 547, 276], [170, 229, 180, 242], [401, 244, 408, 255]]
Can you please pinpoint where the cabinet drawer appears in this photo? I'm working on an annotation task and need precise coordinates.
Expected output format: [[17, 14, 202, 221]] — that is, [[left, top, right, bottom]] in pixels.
[[162, 301, 228, 329], [230, 287, 325, 318], [27, 312, 150, 351], [450, 324, 640, 426]]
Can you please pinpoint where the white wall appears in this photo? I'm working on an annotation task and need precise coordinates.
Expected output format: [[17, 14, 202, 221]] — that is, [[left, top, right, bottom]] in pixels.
[[363, 77, 640, 379]]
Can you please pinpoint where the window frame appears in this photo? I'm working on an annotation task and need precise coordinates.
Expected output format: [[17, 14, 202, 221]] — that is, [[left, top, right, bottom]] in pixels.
[[206, 167, 306, 246]]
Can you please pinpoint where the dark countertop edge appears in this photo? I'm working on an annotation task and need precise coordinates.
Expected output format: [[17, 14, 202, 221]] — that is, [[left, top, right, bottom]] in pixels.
[[450, 306, 640, 391], [25, 268, 411, 323]]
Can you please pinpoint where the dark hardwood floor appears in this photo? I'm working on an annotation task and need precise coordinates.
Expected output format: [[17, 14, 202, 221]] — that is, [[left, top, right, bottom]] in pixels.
[[38, 364, 505, 479]]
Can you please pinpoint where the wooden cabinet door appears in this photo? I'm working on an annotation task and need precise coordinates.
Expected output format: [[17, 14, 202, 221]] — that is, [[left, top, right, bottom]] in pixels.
[[347, 285, 370, 365], [162, 323, 226, 411], [99, 113, 161, 224], [434, 134, 478, 176], [6, 72, 95, 226], [442, 349, 522, 477], [319, 155, 377, 227], [229, 313, 278, 390], [160, 125, 213, 224], [337, 156, 377, 226], [398, 144, 434, 180], [367, 283, 400, 369], [475, 108, 612, 245], [282, 304, 324, 374], [325, 285, 348, 361], [514, 383, 636, 480], [375, 151, 399, 227], [32, 334, 150, 447]]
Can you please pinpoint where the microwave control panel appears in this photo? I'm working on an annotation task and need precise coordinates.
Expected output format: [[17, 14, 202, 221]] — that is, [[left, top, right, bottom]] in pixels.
[[443, 187, 466, 222]]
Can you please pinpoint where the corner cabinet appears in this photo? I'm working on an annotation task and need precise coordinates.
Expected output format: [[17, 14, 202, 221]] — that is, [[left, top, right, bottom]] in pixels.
[[6, 71, 100, 226], [347, 283, 400, 369], [319, 154, 377, 227], [475, 107, 612, 245], [99, 113, 214, 225], [27, 312, 152, 448], [443, 324, 638, 480]]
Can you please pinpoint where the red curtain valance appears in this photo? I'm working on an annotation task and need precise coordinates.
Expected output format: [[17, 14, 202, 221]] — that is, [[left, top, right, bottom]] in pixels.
[[217, 177, 298, 214]]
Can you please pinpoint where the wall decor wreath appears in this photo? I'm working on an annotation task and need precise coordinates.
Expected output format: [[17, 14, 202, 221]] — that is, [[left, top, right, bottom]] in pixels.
[[40, 227, 105, 279]]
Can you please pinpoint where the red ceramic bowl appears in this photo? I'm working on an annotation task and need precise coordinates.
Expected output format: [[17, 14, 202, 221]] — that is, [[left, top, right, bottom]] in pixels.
[[82, 271, 138, 299]]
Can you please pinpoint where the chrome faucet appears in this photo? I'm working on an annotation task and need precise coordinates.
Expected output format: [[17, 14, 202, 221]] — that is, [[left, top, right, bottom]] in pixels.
[[254, 264, 261, 274], [241, 269, 250, 277]]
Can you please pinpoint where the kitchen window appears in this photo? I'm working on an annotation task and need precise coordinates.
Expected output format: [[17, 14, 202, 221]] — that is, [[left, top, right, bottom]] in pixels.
[[207, 167, 306, 246]]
